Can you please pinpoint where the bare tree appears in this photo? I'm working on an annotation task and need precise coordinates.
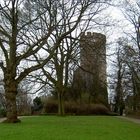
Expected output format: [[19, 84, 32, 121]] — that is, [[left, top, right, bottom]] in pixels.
[[113, 40, 127, 115], [0, 0, 106, 122], [16, 84, 32, 116], [30, 0, 111, 115], [118, 0, 140, 111], [0, 0, 56, 122], [119, 1, 140, 70], [109, 36, 140, 115]]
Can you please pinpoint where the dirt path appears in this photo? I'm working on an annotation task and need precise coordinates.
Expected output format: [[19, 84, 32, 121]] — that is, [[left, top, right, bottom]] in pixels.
[[116, 116, 140, 124], [1, 116, 140, 124], [0, 116, 40, 123], [0, 118, 6, 123]]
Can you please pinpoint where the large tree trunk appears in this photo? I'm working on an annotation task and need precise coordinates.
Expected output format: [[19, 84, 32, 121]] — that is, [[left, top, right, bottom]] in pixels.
[[3, 79, 20, 123]]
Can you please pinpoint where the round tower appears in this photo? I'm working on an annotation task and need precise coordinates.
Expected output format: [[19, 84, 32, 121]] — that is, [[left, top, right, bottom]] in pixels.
[[77, 32, 108, 105]]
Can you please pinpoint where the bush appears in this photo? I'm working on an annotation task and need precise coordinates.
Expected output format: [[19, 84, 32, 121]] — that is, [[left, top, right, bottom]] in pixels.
[[43, 100, 58, 114], [43, 99, 110, 115], [65, 103, 109, 115], [125, 109, 140, 119], [89, 104, 110, 115], [0, 108, 6, 117]]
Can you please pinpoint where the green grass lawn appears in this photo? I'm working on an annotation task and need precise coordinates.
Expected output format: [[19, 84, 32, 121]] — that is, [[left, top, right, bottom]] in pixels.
[[0, 116, 140, 140]]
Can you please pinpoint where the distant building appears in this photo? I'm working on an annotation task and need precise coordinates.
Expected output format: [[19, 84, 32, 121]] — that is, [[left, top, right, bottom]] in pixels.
[[73, 32, 108, 105]]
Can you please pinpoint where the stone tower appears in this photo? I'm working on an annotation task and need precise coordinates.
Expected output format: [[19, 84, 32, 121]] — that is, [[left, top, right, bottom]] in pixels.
[[73, 32, 108, 105]]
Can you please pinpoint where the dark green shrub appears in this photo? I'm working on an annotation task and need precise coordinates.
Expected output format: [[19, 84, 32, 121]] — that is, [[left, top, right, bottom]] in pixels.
[[0, 108, 6, 117], [33, 96, 43, 111]]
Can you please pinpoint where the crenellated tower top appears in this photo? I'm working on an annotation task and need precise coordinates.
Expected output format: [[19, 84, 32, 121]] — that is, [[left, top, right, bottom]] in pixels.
[[80, 32, 106, 45], [80, 31, 107, 79]]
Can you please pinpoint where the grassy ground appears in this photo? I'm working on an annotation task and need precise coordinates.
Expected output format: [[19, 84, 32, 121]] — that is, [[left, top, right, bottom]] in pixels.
[[0, 116, 140, 140]]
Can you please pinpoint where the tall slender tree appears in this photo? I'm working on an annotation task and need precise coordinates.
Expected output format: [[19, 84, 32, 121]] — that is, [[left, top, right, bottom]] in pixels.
[[120, 0, 140, 109]]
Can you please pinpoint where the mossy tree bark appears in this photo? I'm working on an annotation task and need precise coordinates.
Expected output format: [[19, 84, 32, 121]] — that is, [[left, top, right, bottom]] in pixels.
[[4, 78, 20, 123], [2, 0, 20, 123]]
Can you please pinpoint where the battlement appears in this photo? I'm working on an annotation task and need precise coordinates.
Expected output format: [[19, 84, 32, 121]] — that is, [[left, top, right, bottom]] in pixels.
[[80, 32, 106, 41]]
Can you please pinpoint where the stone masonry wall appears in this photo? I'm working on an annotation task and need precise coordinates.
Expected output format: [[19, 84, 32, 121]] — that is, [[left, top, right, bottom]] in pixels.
[[73, 32, 108, 105]]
